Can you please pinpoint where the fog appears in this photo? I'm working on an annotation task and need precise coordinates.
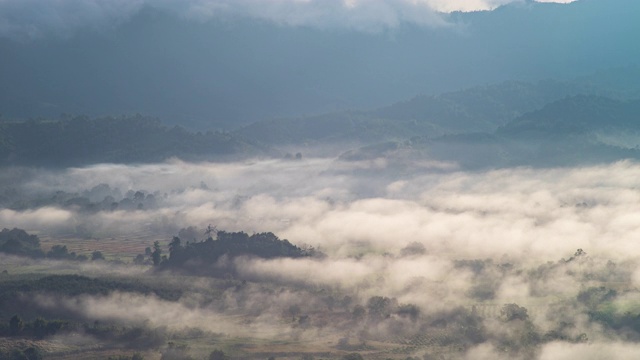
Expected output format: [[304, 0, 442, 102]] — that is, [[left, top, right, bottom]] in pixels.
[[7, 158, 640, 260], [6, 157, 640, 357], [3, 0, 633, 130]]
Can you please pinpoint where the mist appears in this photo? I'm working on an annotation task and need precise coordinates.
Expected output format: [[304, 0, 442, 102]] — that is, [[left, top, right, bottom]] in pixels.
[[3, 0, 635, 128], [6, 157, 640, 358], [7, 158, 640, 260], [3, 1, 640, 357]]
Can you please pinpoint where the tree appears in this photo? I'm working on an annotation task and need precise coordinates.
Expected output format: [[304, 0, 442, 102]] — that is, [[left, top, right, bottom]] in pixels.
[[22, 347, 43, 360], [134, 191, 145, 202], [208, 349, 227, 360], [366, 296, 395, 320], [9, 349, 28, 360], [352, 305, 366, 321], [204, 224, 217, 238], [396, 304, 420, 322], [32, 318, 47, 339], [47, 245, 72, 259], [161, 342, 193, 360], [169, 237, 183, 259], [92, 250, 105, 261], [0, 228, 43, 258], [152, 241, 162, 266], [177, 226, 200, 242], [342, 354, 364, 360], [500, 303, 529, 322], [134, 254, 145, 265], [9, 315, 23, 335], [286, 304, 301, 321]]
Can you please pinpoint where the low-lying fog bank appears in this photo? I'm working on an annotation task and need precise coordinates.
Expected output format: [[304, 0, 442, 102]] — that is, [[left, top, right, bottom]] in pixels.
[[5, 158, 640, 358], [4, 158, 640, 261]]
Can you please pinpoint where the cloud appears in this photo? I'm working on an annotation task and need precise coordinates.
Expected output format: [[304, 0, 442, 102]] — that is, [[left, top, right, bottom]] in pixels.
[[8, 158, 640, 263], [7, 159, 640, 303], [173, 0, 449, 31], [34, 291, 282, 337], [538, 342, 640, 360], [0, 207, 73, 231], [0, 0, 578, 39], [0, 0, 145, 39], [15, 157, 640, 355]]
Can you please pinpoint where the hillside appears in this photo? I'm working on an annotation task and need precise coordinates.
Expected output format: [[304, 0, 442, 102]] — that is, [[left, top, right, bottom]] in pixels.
[[336, 95, 640, 169], [0, 115, 266, 167], [234, 79, 609, 147], [497, 96, 640, 138], [2, 0, 640, 128]]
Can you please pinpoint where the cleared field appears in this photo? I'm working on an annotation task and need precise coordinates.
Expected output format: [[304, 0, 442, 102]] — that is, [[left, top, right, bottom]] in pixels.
[[38, 231, 168, 261]]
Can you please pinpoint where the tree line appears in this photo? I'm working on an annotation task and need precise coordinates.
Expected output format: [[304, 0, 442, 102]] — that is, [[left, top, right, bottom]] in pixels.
[[148, 230, 312, 275], [0, 114, 262, 167], [0, 227, 106, 261]]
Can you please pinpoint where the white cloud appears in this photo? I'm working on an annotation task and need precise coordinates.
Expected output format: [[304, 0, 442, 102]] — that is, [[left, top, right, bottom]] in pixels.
[[14, 156, 640, 351], [0, 0, 145, 39], [0, 0, 578, 39], [9, 158, 640, 264], [539, 342, 640, 360]]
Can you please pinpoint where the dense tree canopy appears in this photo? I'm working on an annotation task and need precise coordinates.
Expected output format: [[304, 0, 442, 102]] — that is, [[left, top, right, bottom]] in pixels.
[[0, 228, 44, 258], [0, 115, 261, 167], [161, 231, 309, 274]]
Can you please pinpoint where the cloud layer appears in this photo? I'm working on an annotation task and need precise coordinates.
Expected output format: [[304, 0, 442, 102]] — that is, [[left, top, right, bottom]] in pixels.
[[0, 0, 577, 39], [6, 157, 640, 358], [6, 158, 640, 263]]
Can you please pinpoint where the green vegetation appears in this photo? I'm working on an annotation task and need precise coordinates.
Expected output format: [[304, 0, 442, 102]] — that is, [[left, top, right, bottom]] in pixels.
[[158, 231, 310, 275], [0, 273, 183, 315], [338, 95, 640, 169], [0, 228, 119, 261], [234, 80, 609, 146], [0, 115, 262, 167], [2, 242, 640, 359], [0, 228, 44, 258], [0, 315, 67, 339], [0, 346, 43, 360]]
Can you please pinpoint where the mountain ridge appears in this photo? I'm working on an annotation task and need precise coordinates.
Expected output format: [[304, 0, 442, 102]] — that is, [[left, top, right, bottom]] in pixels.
[[2, 0, 639, 128]]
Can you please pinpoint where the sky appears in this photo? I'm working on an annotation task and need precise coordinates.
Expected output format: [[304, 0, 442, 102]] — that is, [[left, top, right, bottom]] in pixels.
[[0, 0, 578, 39]]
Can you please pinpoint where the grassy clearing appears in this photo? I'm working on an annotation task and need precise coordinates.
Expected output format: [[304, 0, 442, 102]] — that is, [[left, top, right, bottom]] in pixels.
[[38, 232, 168, 261]]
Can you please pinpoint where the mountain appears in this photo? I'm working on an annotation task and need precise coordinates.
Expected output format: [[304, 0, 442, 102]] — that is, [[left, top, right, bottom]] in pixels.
[[0, 115, 266, 167], [1, 0, 639, 129], [497, 95, 640, 138], [233, 78, 622, 147], [337, 95, 640, 169]]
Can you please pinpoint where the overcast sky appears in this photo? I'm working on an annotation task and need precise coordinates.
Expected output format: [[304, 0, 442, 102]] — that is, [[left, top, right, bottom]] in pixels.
[[0, 0, 578, 39]]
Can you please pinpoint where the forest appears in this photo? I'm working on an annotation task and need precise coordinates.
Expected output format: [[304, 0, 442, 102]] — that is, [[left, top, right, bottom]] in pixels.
[[0, 115, 261, 167], [3, 0, 640, 359], [4, 77, 640, 358], [4, 224, 640, 359]]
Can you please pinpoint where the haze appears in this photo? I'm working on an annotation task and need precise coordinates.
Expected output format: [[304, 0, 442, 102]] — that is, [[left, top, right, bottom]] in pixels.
[[2, 0, 640, 359]]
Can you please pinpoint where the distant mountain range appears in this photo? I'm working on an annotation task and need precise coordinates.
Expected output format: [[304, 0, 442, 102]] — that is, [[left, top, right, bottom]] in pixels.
[[234, 78, 627, 146], [336, 94, 640, 169], [0, 115, 266, 167], [3, 75, 640, 169], [1, 0, 639, 128]]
